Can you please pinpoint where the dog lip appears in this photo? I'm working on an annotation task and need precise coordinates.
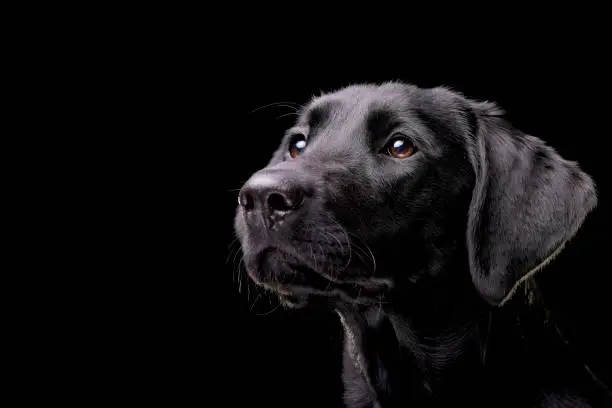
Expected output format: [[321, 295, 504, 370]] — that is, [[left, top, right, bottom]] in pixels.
[[277, 293, 309, 309], [246, 269, 260, 283], [245, 245, 393, 301]]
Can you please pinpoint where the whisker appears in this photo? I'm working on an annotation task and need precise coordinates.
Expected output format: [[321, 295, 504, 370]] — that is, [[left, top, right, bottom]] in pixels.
[[249, 293, 262, 311], [321, 230, 347, 257], [226, 240, 240, 265], [256, 301, 281, 316], [313, 240, 336, 292], [245, 262, 251, 300], [348, 231, 377, 274], [227, 236, 238, 249], [228, 181, 249, 194], [276, 112, 300, 120], [348, 243, 370, 267], [226, 246, 237, 266], [233, 257, 243, 288], [354, 286, 363, 305], [235, 257, 244, 292], [325, 216, 353, 272], [231, 247, 243, 274], [308, 242, 318, 273], [249, 101, 302, 114]]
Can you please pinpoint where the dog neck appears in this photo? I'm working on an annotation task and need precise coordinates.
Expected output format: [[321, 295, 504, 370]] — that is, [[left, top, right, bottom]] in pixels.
[[335, 275, 604, 406], [334, 272, 491, 404], [386, 306, 488, 394]]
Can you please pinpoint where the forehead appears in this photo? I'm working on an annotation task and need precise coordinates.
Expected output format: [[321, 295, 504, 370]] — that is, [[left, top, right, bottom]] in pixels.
[[297, 83, 415, 128]]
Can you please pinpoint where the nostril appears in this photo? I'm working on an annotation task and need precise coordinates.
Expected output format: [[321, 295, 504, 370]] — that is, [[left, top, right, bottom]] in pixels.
[[266, 188, 305, 212], [238, 191, 254, 211], [267, 192, 292, 212]]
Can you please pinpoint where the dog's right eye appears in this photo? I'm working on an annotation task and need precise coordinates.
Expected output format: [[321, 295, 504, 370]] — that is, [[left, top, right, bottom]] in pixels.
[[288, 134, 307, 158], [385, 134, 417, 159]]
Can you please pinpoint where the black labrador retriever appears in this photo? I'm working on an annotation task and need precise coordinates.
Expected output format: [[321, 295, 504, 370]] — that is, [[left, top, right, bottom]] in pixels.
[[234, 82, 601, 407]]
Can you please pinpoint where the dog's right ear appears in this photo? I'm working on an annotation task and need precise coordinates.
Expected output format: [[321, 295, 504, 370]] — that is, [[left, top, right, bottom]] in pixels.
[[462, 100, 598, 306]]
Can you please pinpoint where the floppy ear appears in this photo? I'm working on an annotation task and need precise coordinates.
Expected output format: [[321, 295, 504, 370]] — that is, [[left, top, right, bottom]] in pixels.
[[464, 102, 598, 306]]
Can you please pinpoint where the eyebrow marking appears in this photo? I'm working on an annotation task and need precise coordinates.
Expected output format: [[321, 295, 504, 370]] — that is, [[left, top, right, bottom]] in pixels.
[[366, 108, 400, 139], [305, 100, 340, 129], [307, 106, 324, 127]]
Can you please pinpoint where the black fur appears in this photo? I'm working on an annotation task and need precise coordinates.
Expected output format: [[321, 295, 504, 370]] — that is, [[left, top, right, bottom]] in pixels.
[[234, 83, 601, 407]]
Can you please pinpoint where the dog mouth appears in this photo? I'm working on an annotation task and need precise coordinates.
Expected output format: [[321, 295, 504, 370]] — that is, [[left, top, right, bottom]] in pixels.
[[276, 292, 310, 309], [245, 249, 392, 306]]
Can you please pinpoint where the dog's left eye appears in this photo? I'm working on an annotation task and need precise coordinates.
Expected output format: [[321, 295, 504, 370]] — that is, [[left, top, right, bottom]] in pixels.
[[385, 134, 416, 159], [289, 134, 307, 158]]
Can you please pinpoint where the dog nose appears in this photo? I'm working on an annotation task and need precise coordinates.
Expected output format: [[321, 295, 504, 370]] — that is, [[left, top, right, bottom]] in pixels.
[[238, 172, 305, 216]]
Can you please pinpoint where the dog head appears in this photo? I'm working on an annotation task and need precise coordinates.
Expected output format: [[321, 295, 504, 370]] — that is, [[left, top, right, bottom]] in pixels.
[[234, 82, 597, 308]]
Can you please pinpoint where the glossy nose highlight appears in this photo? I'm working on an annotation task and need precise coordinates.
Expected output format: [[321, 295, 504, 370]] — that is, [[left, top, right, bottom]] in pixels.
[[238, 172, 305, 215]]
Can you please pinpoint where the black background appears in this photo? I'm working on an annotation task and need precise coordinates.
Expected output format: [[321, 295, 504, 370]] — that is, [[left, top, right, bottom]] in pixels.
[[96, 36, 611, 407]]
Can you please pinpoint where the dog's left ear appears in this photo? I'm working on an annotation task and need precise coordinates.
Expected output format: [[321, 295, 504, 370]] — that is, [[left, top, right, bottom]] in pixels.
[[463, 101, 598, 306]]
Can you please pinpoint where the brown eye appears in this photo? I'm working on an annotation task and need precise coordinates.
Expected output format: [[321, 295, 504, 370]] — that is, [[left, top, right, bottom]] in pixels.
[[289, 134, 307, 158], [385, 135, 416, 159]]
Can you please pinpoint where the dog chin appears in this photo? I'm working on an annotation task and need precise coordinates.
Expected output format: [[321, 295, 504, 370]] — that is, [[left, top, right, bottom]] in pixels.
[[244, 268, 312, 308]]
